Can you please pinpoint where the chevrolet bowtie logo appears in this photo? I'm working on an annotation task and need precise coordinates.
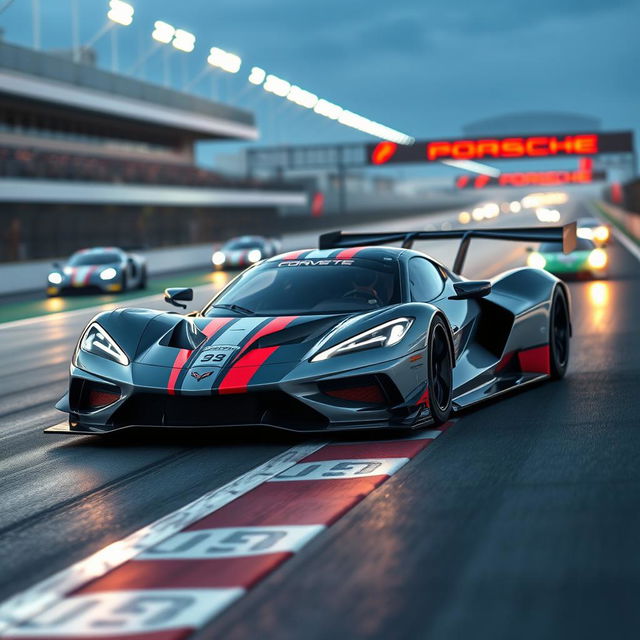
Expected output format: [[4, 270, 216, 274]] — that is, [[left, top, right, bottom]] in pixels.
[[191, 371, 214, 381]]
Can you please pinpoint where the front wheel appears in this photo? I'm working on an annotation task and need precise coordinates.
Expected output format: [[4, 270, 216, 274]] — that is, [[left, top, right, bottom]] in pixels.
[[139, 267, 147, 289], [549, 286, 570, 379], [427, 316, 453, 425]]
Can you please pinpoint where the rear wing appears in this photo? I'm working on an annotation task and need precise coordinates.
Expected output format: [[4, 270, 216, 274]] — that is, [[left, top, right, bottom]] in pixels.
[[319, 222, 577, 274]]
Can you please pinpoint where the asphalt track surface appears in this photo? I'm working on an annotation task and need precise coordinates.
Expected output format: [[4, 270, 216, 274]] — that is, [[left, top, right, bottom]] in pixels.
[[0, 199, 638, 639]]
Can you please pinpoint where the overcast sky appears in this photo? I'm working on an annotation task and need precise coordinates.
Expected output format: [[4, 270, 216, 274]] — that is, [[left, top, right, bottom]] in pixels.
[[1, 0, 638, 163]]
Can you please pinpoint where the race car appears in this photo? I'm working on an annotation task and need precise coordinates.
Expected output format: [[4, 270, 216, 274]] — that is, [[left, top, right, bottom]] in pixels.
[[49, 223, 575, 435], [212, 236, 281, 270], [47, 247, 147, 296], [575, 217, 612, 246], [527, 237, 608, 279]]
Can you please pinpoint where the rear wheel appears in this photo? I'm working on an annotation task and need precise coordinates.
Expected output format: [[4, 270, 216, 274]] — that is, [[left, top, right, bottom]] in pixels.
[[427, 316, 453, 425], [121, 273, 128, 292], [549, 287, 570, 379]]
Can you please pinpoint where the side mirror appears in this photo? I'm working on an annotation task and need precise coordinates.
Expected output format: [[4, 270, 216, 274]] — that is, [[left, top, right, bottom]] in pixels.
[[449, 280, 491, 300], [164, 287, 193, 309], [52, 261, 62, 270]]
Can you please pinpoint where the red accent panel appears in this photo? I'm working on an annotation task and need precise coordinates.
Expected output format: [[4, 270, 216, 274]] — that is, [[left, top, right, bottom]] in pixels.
[[417, 386, 430, 407], [218, 346, 278, 394], [303, 439, 435, 461], [87, 389, 120, 408], [325, 385, 385, 404], [187, 477, 389, 529], [76, 554, 290, 593], [167, 318, 233, 395], [335, 247, 365, 259], [517, 344, 550, 374]]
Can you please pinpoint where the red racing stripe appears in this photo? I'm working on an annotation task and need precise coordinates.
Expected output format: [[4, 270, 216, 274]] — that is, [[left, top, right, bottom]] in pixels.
[[279, 249, 309, 260], [218, 346, 278, 394], [216, 316, 298, 393], [235, 315, 298, 359], [76, 554, 290, 593], [83, 265, 98, 285], [167, 317, 233, 395], [335, 246, 365, 259]]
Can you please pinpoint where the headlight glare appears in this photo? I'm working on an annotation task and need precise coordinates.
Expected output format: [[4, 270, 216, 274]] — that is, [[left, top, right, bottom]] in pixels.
[[100, 267, 117, 281], [588, 248, 607, 269], [311, 317, 413, 362], [527, 252, 546, 269], [248, 249, 262, 263], [212, 251, 226, 265], [77, 322, 129, 365], [48, 272, 63, 285]]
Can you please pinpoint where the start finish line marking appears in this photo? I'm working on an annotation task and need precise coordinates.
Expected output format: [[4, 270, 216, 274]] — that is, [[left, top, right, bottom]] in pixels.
[[0, 425, 451, 639]]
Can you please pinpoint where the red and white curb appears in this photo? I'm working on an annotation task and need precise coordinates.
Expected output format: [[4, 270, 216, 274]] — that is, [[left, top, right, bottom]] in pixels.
[[0, 427, 450, 639]]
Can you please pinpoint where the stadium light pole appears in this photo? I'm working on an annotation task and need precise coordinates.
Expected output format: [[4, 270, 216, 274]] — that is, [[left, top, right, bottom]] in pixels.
[[85, 1, 134, 72], [31, 0, 40, 49], [71, 0, 79, 62]]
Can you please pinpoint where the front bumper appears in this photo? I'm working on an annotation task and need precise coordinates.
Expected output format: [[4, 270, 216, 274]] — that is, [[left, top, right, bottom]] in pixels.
[[50, 354, 432, 435]]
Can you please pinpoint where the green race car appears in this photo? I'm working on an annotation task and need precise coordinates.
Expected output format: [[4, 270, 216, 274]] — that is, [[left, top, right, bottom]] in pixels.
[[527, 237, 608, 279]]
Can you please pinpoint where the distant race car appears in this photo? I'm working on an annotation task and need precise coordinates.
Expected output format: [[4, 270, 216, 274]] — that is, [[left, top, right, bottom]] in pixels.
[[212, 236, 281, 270], [575, 217, 612, 246], [49, 223, 576, 436], [527, 237, 608, 279], [47, 247, 147, 296]]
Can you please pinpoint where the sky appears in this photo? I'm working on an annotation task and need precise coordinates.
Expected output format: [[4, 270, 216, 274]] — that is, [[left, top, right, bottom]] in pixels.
[[1, 0, 639, 169]]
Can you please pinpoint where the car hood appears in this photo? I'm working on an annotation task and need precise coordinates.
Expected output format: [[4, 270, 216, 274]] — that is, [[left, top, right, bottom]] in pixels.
[[135, 313, 349, 369]]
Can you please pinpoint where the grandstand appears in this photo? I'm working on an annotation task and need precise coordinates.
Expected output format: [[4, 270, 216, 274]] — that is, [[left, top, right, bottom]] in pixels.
[[0, 41, 305, 261]]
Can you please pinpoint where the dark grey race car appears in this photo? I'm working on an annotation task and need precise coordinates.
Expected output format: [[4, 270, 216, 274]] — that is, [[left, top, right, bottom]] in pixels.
[[48, 224, 576, 435], [47, 247, 147, 296]]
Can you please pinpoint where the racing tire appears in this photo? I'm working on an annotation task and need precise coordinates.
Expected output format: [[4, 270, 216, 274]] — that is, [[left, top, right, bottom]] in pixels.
[[549, 286, 570, 380], [121, 273, 128, 293], [139, 267, 147, 290], [427, 316, 453, 425]]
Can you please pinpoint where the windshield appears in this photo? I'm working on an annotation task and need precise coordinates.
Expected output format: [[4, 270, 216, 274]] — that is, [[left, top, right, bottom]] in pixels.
[[204, 258, 401, 315], [69, 252, 122, 266], [224, 238, 265, 250], [540, 239, 594, 253]]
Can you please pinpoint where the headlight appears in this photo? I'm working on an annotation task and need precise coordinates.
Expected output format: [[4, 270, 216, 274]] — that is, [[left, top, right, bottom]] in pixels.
[[48, 272, 63, 285], [63, 266, 73, 275], [527, 252, 546, 269], [247, 249, 262, 263], [593, 226, 609, 243], [99, 267, 117, 281], [77, 322, 129, 365], [588, 248, 607, 269], [577, 227, 593, 240], [212, 251, 226, 265], [311, 317, 413, 362]]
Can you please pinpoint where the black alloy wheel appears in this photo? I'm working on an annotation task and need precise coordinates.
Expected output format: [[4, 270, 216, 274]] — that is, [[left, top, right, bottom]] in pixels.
[[550, 287, 570, 379]]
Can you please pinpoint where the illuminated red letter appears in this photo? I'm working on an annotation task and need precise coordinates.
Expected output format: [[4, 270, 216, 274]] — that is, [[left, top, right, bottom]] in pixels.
[[427, 142, 452, 161], [451, 141, 476, 159], [500, 138, 525, 157]]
